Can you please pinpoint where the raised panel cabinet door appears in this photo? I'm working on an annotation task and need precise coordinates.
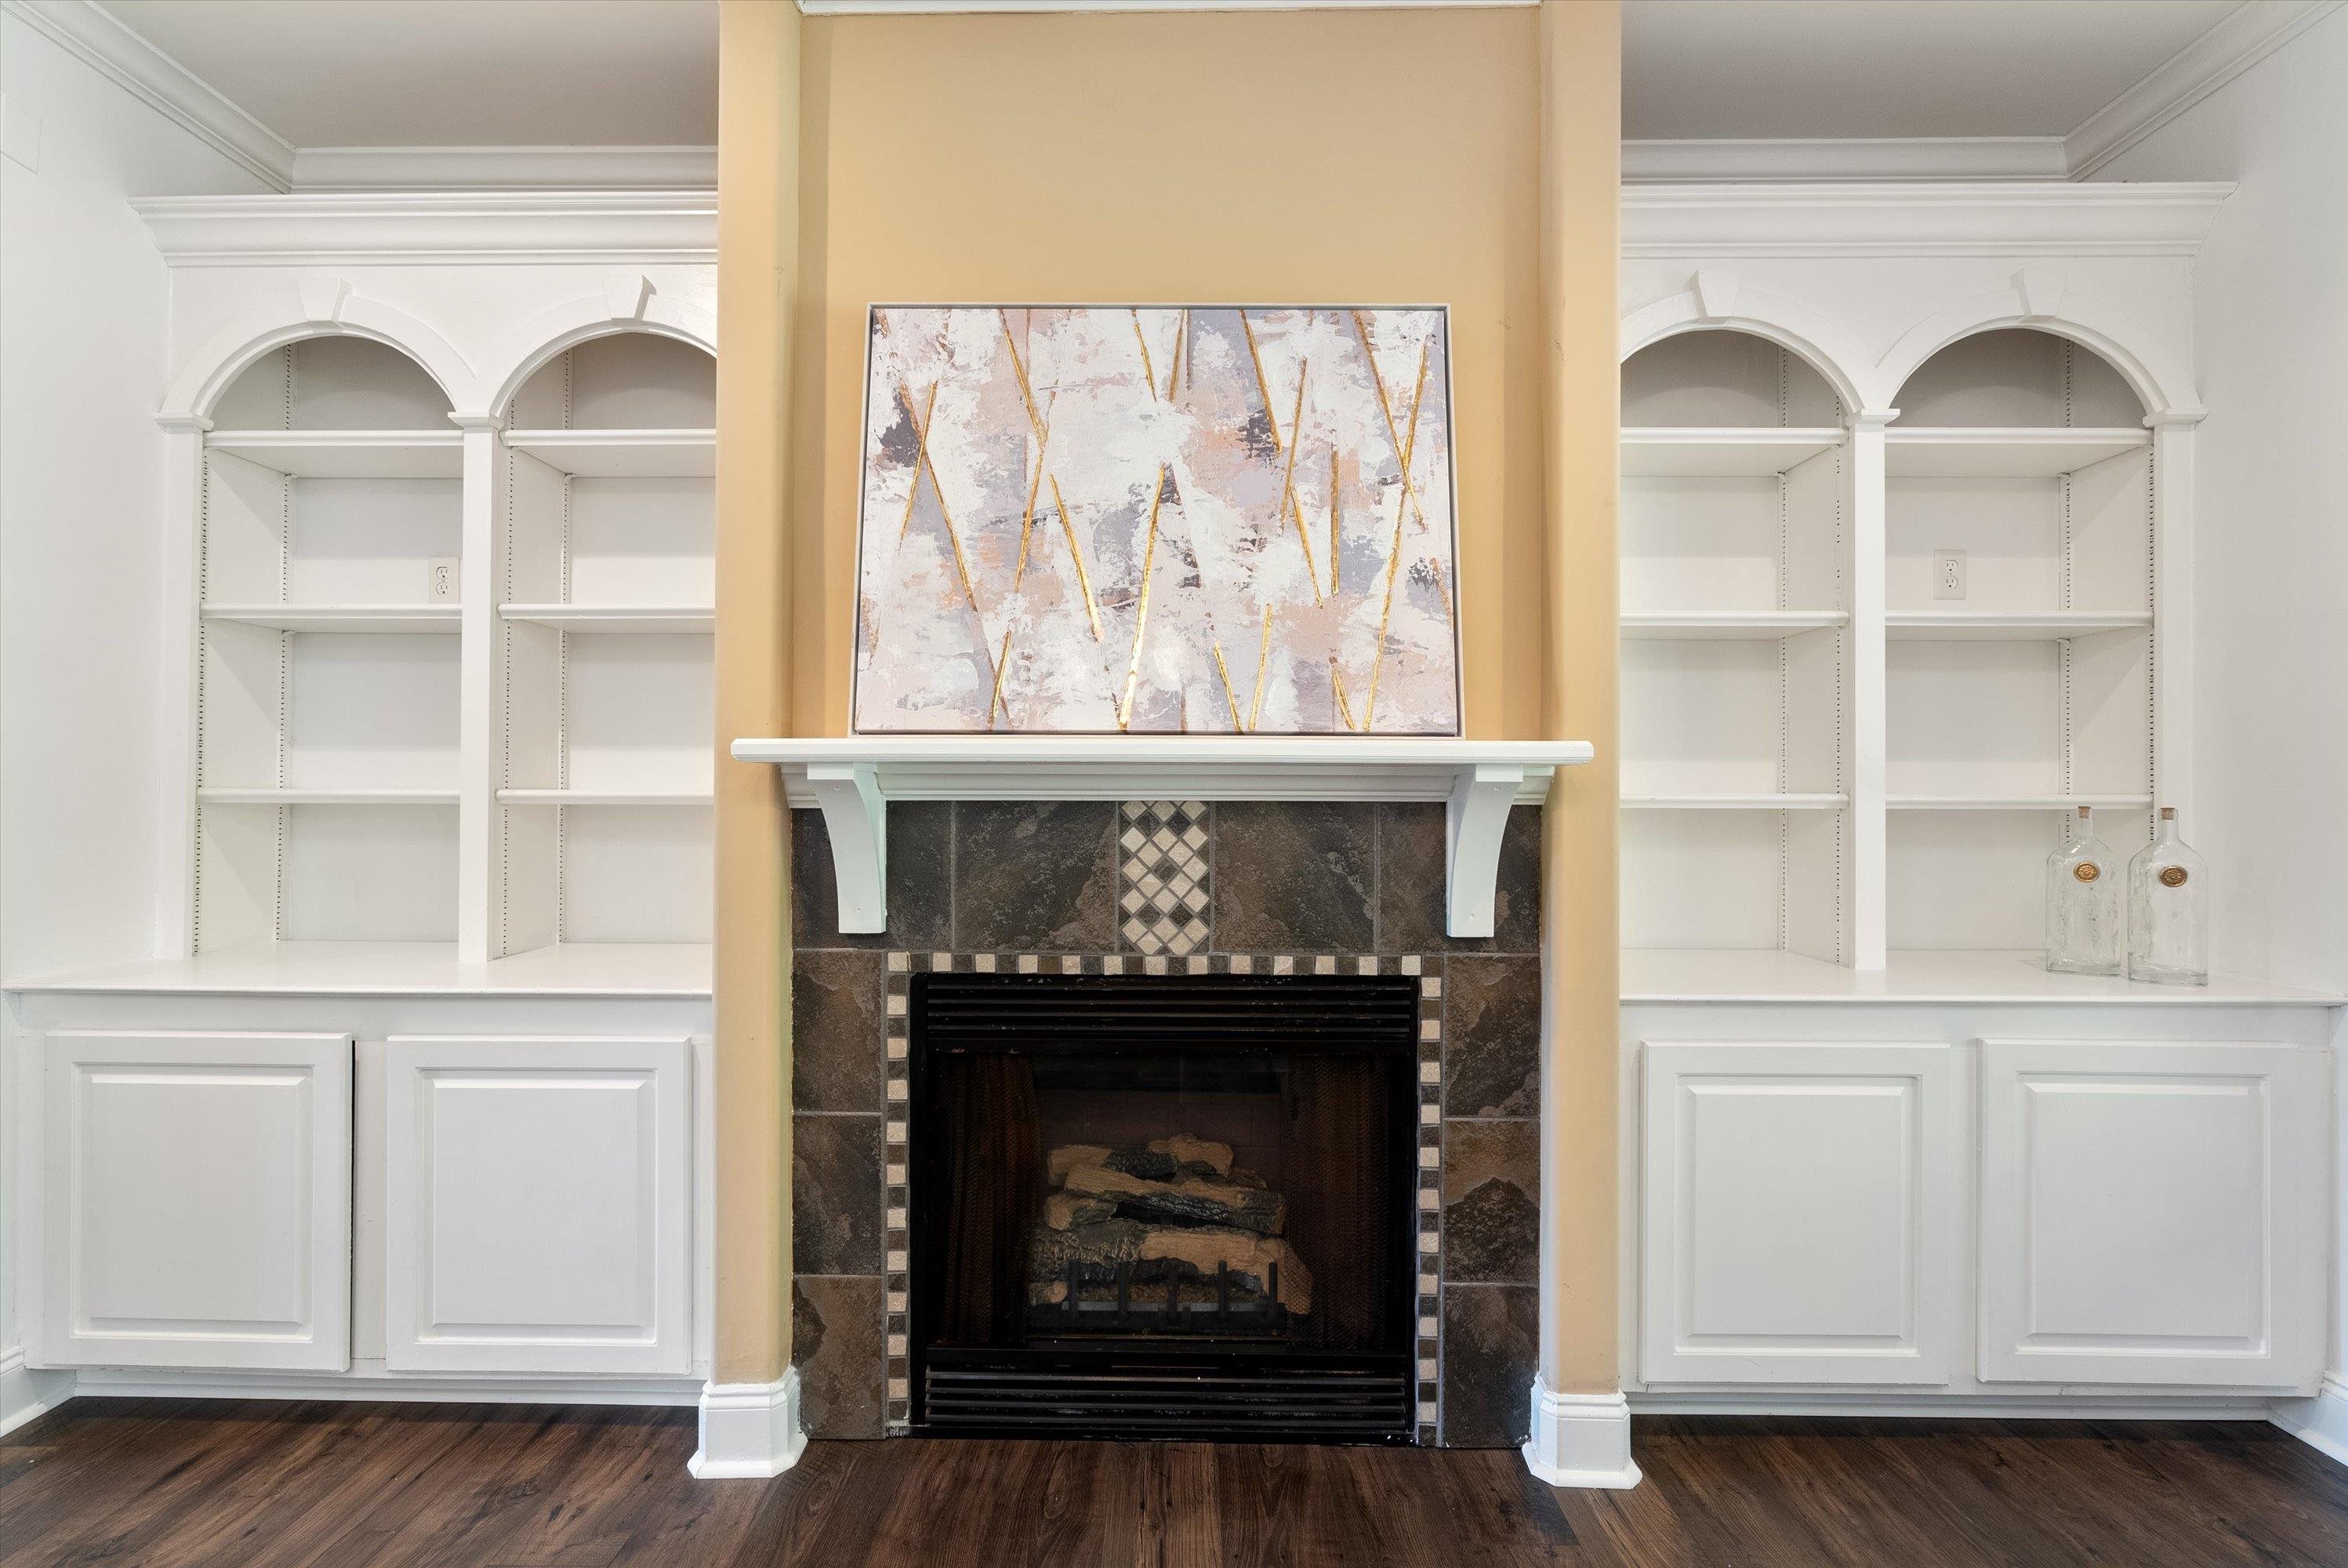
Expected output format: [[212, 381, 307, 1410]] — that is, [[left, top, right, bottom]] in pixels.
[[1977, 1039, 2325, 1389], [34, 1030, 353, 1370], [383, 1035, 692, 1374], [1639, 1041, 1958, 1385]]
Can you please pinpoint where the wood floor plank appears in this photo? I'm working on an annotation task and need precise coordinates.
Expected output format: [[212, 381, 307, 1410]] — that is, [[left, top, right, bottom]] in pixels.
[[3, 1401, 2346, 1568]]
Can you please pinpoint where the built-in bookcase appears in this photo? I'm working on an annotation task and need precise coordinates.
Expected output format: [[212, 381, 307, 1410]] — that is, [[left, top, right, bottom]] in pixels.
[[1620, 332, 1851, 961], [495, 333, 716, 953], [196, 339, 463, 947], [1621, 325, 2161, 966], [1885, 330, 2154, 950]]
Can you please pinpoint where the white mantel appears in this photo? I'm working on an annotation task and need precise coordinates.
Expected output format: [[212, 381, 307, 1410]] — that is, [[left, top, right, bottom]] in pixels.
[[728, 736, 1595, 938]]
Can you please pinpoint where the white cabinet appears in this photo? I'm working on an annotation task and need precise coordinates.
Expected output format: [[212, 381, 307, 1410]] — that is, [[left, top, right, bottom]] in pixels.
[[1976, 1038, 2326, 1389], [383, 1034, 693, 1374], [34, 1030, 352, 1370], [1639, 1041, 1958, 1384]]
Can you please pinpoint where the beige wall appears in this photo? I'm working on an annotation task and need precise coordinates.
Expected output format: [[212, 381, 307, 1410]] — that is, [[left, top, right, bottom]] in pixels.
[[713, 0, 800, 1387], [718, 0, 1620, 1391]]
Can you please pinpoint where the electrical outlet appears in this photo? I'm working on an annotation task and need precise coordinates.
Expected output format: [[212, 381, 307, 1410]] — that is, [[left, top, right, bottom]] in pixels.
[[1933, 549, 1966, 601], [427, 557, 459, 603]]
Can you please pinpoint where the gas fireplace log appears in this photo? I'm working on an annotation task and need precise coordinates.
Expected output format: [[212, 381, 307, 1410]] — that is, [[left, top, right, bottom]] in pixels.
[[1148, 1134, 1233, 1177], [1043, 1191, 1120, 1230], [1059, 1163, 1286, 1236], [1025, 1218, 1313, 1316], [1046, 1145, 1113, 1185]]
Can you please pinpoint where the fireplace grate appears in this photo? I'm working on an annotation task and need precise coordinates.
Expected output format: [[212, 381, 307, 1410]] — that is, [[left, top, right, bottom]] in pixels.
[[922, 1360, 1414, 1442]]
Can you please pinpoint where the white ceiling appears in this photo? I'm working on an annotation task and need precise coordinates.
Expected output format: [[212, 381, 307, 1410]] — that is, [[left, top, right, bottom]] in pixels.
[[1624, 0, 2242, 141], [90, 0, 2246, 151], [97, 0, 717, 147]]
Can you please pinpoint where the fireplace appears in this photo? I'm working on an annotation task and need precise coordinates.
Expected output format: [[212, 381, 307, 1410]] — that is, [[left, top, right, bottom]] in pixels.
[[908, 971, 1420, 1442]]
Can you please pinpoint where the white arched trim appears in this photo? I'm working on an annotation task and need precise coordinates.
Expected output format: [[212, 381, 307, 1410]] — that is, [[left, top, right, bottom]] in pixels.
[[1620, 283, 1869, 416], [1878, 282, 2202, 422], [159, 291, 476, 421], [475, 283, 717, 420]]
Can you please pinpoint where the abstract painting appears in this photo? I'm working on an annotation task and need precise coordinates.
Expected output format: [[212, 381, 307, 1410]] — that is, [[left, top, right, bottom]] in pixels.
[[851, 306, 1461, 735]]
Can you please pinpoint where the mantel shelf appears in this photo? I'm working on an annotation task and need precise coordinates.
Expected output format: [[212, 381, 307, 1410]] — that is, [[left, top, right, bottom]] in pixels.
[[730, 736, 1595, 939]]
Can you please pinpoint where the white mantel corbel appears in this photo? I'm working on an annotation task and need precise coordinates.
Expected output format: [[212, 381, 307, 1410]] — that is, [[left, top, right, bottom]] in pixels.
[[728, 736, 1595, 939]]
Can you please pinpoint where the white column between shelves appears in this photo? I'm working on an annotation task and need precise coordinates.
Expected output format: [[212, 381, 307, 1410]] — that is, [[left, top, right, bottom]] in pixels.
[[2150, 416, 2197, 831], [1847, 412, 1893, 970], [454, 416, 499, 963], [154, 418, 209, 956]]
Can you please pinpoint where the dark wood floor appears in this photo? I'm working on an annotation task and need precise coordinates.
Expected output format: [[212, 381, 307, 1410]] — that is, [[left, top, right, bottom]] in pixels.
[[3, 1399, 2346, 1567]]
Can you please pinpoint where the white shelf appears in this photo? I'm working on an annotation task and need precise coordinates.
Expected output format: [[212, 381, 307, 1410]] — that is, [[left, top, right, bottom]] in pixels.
[[500, 604, 714, 634], [497, 789, 713, 807], [1886, 612, 2151, 641], [197, 788, 459, 806], [1885, 427, 2150, 477], [4, 940, 713, 998], [1888, 793, 2153, 811], [1622, 948, 2343, 1007], [1622, 611, 1847, 641], [204, 603, 459, 633], [206, 430, 463, 478], [1621, 427, 1845, 477], [1624, 793, 1847, 810], [503, 429, 715, 477]]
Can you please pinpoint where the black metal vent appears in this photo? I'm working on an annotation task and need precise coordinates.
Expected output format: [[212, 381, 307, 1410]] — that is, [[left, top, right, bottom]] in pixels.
[[923, 1356, 1413, 1441], [915, 973, 1417, 1056]]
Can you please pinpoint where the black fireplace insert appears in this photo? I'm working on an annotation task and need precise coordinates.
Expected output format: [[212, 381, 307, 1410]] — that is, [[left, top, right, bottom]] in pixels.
[[908, 971, 1420, 1443]]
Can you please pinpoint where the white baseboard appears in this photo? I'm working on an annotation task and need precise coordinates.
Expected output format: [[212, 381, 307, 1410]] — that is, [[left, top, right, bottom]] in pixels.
[[2271, 1374, 2348, 1467], [0, 1348, 73, 1438], [71, 1367, 699, 1407], [1522, 1378, 1642, 1490], [688, 1370, 804, 1480], [1634, 1391, 2274, 1421]]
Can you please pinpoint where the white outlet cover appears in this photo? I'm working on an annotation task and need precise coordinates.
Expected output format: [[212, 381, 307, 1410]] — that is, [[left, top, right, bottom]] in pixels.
[[427, 557, 460, 603]]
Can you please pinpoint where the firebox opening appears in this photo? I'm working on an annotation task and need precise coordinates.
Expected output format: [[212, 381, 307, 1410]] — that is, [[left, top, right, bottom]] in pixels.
[[909, 972, 1421, 1443]]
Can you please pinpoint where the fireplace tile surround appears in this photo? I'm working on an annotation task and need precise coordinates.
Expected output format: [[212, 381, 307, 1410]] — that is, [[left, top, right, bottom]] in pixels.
[[789, 800, 1541, 1448]]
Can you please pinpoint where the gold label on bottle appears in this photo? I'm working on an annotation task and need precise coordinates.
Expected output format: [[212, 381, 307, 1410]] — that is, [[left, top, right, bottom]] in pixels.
[[2074, 862, 2101, 883], [2161, 866, 2190, 888]]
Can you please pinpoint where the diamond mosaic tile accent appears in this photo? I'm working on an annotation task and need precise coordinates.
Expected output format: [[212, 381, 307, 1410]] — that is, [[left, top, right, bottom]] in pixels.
[[1118, 800, 1212, 955]]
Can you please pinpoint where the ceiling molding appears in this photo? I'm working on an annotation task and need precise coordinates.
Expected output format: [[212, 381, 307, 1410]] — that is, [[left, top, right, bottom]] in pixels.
[[1626, 138, 2069, 185], [798, 0, 1532, 11], [2, 0, 293, 189], [292, 145, 717, 192], [2066, 0, 2344, 178], [1623, 182, 2234, 260], [131, 192, 716, 267]]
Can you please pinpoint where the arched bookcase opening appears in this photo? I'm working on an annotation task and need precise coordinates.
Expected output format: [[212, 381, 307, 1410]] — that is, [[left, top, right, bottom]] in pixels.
[[195, 334, 463, 952], [492, 330, 719, 954], [1884, 328, 2155, 951], [1618, 328, 1853, 964]]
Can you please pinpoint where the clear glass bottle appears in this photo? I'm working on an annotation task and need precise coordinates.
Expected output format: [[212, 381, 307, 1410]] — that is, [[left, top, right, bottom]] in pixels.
[[2127, 807, 2208, 985], [2044, 805, 2121, 975]]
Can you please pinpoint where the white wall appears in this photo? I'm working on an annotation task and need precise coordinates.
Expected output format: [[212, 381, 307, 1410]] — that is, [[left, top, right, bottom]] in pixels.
[[2092, 10, 2348, 996], [2092, 7, 2348, 1438], [0, 8, 270, 1431]]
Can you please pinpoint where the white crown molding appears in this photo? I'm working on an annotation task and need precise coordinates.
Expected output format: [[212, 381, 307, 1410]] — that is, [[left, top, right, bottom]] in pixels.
[[1623, 181, 2234, 259], [800, 0, 1531, 10], [1, 0, 293, 189], [130, 191, 716, 267], [2067, 0, 2344, 179], [292, 145, 718, 192], [1626, 138, 2069, 185]]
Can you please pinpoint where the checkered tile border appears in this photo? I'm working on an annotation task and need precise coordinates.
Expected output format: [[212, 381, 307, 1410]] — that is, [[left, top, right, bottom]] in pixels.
[[884, 949, 1447, 1444]]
